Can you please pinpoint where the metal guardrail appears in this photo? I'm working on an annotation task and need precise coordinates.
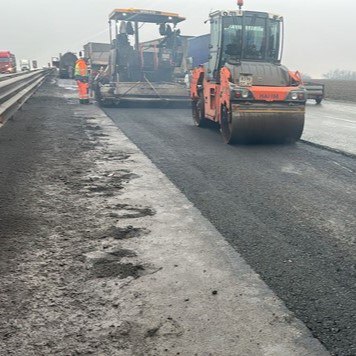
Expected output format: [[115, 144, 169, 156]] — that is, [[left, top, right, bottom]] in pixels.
[[0, 69, 52, 127], [0, 71, 34, 82]]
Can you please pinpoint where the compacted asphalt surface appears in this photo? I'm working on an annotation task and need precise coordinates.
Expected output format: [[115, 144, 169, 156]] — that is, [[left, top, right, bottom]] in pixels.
[[104, 106, 356, 355]]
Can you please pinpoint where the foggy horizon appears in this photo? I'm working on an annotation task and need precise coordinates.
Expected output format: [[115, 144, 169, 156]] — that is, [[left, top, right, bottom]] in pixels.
[[0, 0, 354, 78]]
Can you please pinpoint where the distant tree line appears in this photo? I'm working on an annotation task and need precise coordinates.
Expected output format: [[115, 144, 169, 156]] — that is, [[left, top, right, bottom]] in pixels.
[[323, 69, 356, 80]]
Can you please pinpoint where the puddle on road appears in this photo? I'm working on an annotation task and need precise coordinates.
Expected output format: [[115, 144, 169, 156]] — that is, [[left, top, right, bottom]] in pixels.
[[86, 249, 145, 279], [66, 98, 79, 105], [83, 171, 139, 197], [92, 261, 145, 279], [103, 226, 150, 240], [85, 125, 102, 131], [91, 132, 109, 138], [104, 152, 131, 161], [107, 248, 137, 258], [107, 204, 156, 219]]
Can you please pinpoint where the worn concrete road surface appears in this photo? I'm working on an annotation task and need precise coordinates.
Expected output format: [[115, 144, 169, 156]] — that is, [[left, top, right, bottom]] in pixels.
[[103, 104, 356, 356], [0, 79, 332, 355]]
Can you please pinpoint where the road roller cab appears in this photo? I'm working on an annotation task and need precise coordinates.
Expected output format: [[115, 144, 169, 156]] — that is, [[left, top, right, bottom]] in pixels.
[[190, 1, 306, 143]]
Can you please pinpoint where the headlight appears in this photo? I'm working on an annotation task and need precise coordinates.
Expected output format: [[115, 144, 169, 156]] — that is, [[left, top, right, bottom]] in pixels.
[[288, 91, 306, 101], [242, 90, 250, 99], [291, 92, 298, 100], [232, 88, 253, 100]]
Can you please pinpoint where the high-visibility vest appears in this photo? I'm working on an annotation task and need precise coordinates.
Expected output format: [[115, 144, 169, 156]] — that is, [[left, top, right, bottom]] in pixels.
[[75, 59, 88, 78]]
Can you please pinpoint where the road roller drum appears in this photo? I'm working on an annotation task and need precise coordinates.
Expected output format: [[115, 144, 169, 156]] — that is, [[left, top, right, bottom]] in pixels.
[[221, 104, 305, 144]]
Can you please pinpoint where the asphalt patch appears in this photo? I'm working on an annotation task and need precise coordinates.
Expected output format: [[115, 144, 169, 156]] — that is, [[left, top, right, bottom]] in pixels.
[[92, 261, 145, 279], [105, 226, 150, 240]]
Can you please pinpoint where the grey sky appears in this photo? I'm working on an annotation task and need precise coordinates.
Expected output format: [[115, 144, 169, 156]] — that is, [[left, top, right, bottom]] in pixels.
[[0, 0, 354, 77]]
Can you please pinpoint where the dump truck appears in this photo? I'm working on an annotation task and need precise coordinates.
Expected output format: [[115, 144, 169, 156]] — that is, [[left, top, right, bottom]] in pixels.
[[20, 59, 31, 71], [95, 8, 189, 106], [84, 42, 111, 78], [190, 0, 306, 144], [52, 57, 60, 68], [59, 52, 78, 79]]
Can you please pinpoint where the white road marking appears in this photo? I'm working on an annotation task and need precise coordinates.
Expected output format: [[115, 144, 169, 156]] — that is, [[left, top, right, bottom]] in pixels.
[[281, 164, 302, 175], [332, 161, 354, 173], [333, 118, 356, 124]]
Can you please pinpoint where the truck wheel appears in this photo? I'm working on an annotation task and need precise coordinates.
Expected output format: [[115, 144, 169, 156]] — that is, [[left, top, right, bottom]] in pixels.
[[192, 94, 207, 127], [315, 98, 322, 105]]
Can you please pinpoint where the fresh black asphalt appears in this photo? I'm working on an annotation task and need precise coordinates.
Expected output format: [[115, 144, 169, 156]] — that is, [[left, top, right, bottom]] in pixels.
[[104, 107, 356, 356]]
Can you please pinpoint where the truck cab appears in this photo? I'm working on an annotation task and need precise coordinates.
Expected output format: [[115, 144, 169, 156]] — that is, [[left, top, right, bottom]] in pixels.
[[0, 51, 17, 74], [20, 59, 31, 71]]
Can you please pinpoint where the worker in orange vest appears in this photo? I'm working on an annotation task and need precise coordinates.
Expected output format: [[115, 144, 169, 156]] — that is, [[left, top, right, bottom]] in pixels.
[[74, 53, 89, 104]]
